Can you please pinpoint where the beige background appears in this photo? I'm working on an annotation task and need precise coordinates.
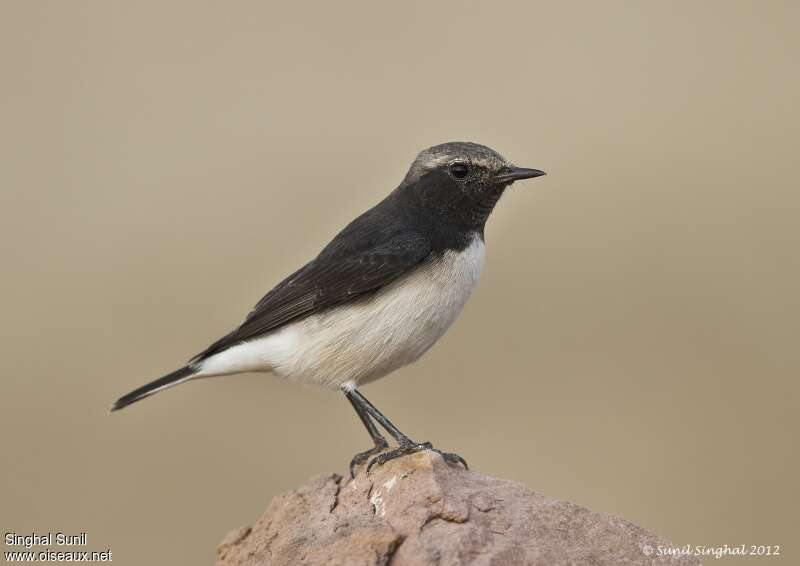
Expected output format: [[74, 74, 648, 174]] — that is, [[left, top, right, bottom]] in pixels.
[[1, 1, 798, 564]]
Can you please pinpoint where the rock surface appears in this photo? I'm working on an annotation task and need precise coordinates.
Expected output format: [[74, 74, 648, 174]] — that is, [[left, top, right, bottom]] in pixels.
[[217, 451, 699, 566]]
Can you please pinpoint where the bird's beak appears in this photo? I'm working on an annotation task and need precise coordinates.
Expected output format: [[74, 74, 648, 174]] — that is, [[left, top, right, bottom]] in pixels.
[[494, 166, 546, 184]]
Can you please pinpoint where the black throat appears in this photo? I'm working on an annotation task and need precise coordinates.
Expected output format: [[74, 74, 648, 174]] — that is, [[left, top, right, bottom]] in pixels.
[[391, 168, 507, 251]]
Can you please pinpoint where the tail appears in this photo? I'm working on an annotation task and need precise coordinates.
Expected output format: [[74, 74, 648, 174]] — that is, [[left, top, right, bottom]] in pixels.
[[110, 365, 197, 412]]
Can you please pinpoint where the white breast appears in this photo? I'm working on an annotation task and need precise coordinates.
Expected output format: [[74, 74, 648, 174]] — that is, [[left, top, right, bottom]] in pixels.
[[196, 236, 485, 389]]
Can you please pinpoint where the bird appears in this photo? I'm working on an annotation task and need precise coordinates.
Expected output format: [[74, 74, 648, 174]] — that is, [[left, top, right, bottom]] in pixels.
[[111, 142, 545, 475]]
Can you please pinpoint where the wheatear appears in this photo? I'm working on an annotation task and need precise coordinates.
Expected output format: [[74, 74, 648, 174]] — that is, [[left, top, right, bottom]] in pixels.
[[112, 142, 545, 475]]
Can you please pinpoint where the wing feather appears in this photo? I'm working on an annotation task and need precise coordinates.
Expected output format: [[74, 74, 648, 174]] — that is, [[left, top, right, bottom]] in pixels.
[[191, 230, 430, 362]]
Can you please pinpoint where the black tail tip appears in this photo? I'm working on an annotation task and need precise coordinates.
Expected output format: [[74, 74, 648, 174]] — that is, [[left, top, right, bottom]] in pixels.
[[109, 394, 137, 413], [109, 365, 196, 414]]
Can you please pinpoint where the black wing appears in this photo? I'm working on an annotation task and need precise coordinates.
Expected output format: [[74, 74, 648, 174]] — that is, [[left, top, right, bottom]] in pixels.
[[191, 226, 431, 363]]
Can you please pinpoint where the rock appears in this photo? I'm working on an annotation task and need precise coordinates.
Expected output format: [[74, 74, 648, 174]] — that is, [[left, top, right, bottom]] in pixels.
[[216, 451, 699, 566]]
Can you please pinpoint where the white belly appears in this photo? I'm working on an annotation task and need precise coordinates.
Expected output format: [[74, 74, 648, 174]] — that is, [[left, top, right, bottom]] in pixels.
[[196, 236, 485, 389]]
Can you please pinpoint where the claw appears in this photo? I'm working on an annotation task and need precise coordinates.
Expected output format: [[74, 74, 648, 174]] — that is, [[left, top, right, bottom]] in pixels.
[[349, 439, 389, 478], [366, 442, 468, 474], [432, 449, 469, 470]]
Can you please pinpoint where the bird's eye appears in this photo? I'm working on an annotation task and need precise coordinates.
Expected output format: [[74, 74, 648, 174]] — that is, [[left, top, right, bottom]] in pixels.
[[449, 162, 470, 179]]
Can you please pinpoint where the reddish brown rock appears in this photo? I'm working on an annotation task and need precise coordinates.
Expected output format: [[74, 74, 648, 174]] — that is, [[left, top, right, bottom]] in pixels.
[[216, 452, 698, 566]]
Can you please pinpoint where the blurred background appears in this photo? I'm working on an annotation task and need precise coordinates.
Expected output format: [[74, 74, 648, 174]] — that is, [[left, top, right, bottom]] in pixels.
[[1, 1, 798, 564]]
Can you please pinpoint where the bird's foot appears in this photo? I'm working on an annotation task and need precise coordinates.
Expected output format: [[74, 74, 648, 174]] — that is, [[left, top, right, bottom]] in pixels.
[[349, 438, 389, 478], [365, 441, 468, 474]]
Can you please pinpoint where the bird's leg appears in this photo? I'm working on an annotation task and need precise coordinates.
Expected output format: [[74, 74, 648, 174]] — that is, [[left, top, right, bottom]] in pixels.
[[344, 388, 468, 474], [345, 392, 389, 477]]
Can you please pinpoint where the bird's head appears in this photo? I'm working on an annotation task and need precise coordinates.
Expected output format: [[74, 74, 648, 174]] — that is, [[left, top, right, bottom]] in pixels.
[[399, 142, 545, 230]]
